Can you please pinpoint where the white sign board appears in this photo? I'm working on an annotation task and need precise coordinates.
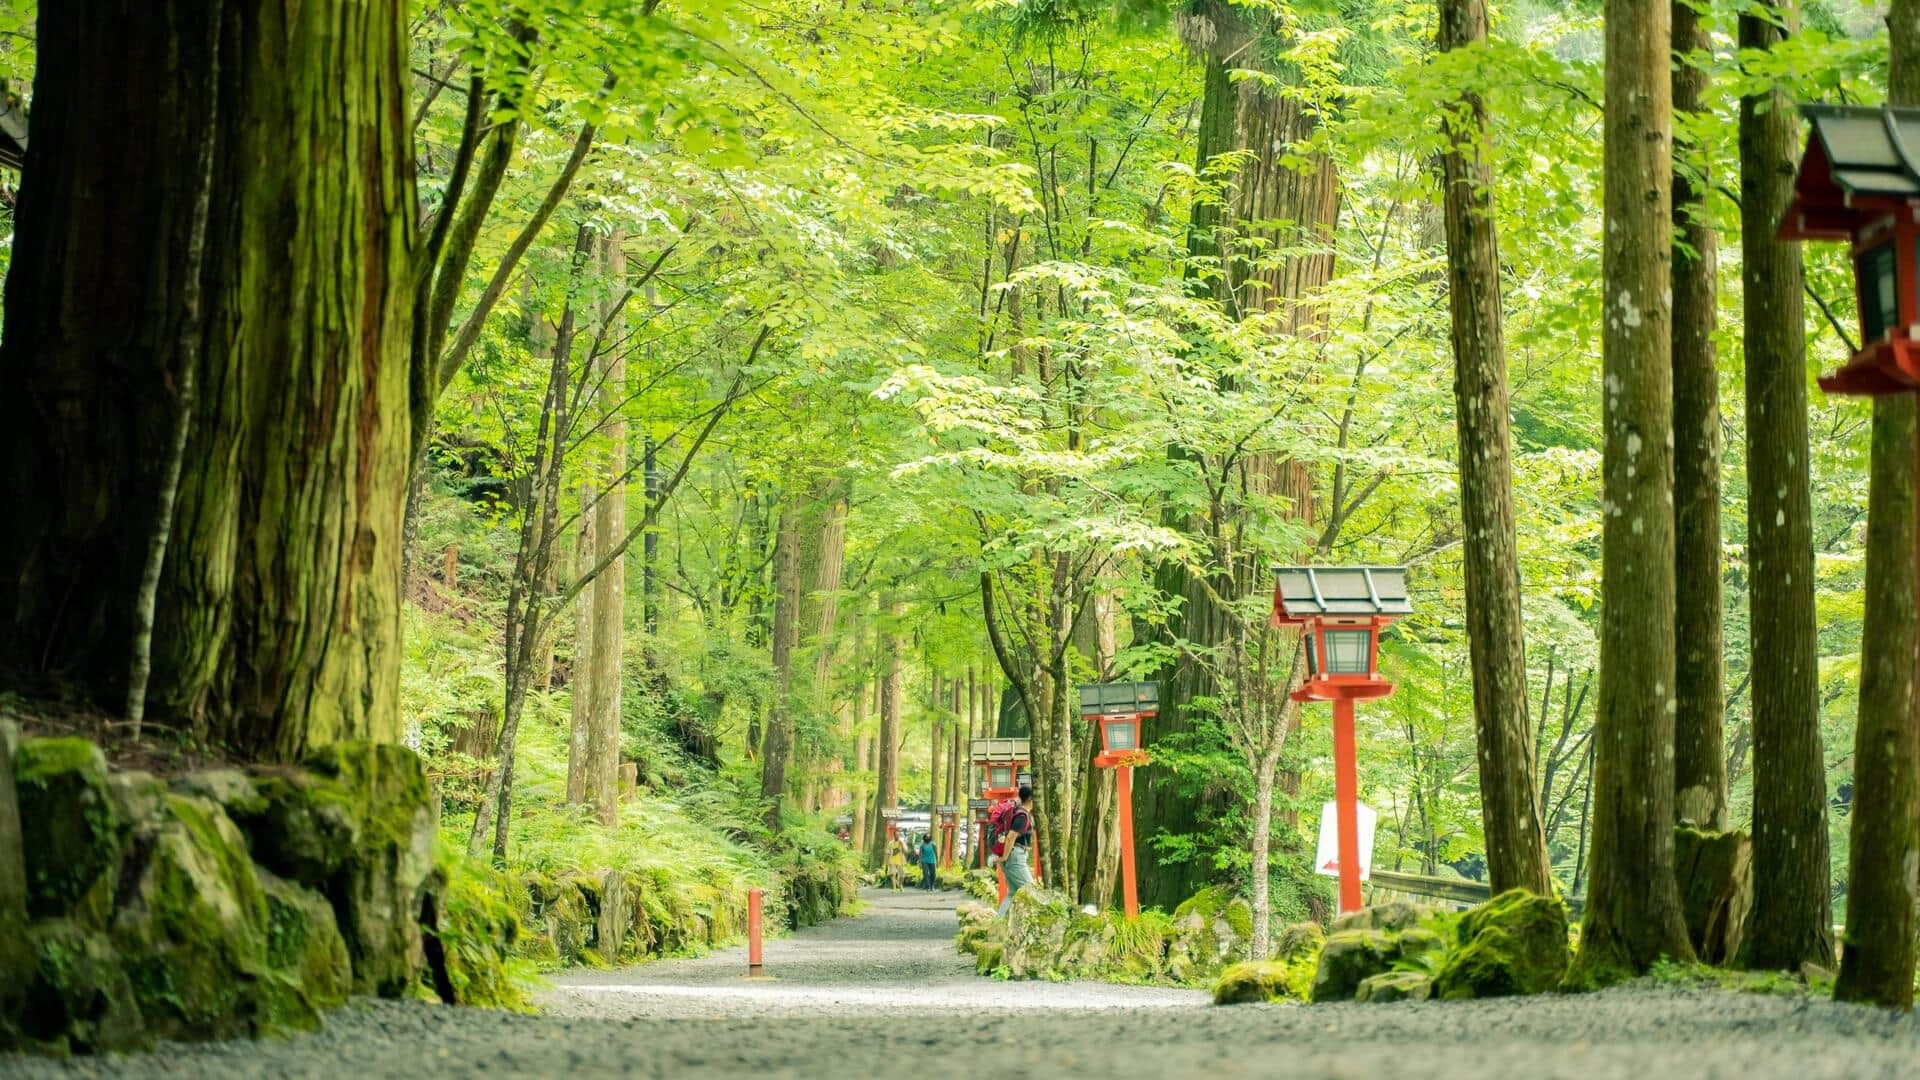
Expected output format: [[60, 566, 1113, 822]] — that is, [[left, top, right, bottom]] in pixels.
[[1313, 800, 1376, 881]]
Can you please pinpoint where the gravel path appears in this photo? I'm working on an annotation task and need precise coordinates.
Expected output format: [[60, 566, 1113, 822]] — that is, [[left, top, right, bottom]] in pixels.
[[9, 887, 1920, 1078]]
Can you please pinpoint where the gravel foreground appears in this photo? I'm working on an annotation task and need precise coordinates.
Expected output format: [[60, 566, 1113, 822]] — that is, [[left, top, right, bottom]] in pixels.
[[8, 887, 1918, 1079]]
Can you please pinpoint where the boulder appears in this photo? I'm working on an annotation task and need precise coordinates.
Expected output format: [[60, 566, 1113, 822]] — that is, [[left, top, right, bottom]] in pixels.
[[1213, 959, 1312, 1005], [1673, 826, 1752, 965], [1002, 887, 1072, 979], [1274, 921, 1325, 963], [14, 738, 123, 924], [17, 920, 144, 1054], [954, 902, 1000, 957], [1309, 928, 1396, 1002], [1332, 899, 1430, 934], [108, 790, 318, 1040], [260, 872, 351, 1014], [1356, 969, 1432, 1003], [238, 742, 436, 996], [431, 859, 527, 1010], [1432, 889, 1569, 1000], [974, 942, 1005, 975], [173, 769, 268, 819], [1166, 885, 1253, 983]]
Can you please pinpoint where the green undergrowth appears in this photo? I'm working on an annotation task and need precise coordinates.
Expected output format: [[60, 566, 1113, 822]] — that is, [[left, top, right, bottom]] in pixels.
[[1645, 957, 1834, 999]]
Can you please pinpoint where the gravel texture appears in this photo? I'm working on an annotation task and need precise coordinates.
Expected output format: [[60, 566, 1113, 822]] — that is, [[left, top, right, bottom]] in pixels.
[[8, 887, 1919, 1079]]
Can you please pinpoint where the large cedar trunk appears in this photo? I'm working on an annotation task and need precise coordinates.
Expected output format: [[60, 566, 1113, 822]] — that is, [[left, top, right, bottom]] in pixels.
[[1569, 0, 1696, 985], [1670, 2, 1729, 830], [1138, 5, 1338, 910], [1834, 0, 1920, 1011], [1436, 0, 1553, 897], [0, 0, 415, 761], [1737, 2, 1835, 972], [582, 231, 627, 826]]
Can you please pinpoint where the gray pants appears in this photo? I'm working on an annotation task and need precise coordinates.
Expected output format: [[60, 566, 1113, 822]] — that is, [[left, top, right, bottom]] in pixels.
[[997, 844, 1034, 917]]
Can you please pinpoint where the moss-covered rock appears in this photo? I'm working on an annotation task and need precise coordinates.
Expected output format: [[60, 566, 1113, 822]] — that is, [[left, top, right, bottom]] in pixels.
[[431, 858, 531, 1010], [1332, 899, 1431, 934], [237, 742, 436, 997], [14, 738, 122, 924], [974, 942, 1005, 975], [1432, 889, 1569, 1000], [596, 869, 628, 960], [1166, 886, 1252, 983], [960, 868, 998, 904], [17, 920, 144, 1054], [955, 902, 1000, 957], [1274, 921, 1326, 964], [0, 717, 29, 1040], [1003, 887, 1073, 979], [261, 872, 350, 1014], [1213, 958, 1313, 1004], [173, 769, 268, 819], [109, 792, 313, 1041], [1355, 969, 1432, 1003], [1309, 928, 1397, 1002]]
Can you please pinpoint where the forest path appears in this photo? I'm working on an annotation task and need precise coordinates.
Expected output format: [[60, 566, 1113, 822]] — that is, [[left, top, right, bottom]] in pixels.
[[11, 887, 1920, 1078]]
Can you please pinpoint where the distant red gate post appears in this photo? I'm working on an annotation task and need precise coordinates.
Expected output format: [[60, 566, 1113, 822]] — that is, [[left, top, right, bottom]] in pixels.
[[936, 804, 959, 869], [1079, 681, 1156, 918], [1270, 566, 1414, 915]]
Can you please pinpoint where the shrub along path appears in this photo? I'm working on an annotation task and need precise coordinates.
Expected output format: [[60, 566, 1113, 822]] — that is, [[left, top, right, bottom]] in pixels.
[[10, 887, 1920, 1078]]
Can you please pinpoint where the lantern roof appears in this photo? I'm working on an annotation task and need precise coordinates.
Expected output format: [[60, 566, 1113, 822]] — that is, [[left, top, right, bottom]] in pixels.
[[1077, 680, 1158, 717], [969, 737, 1030, 763], [1272, 565, 1412, 619], [1780, 104, 1920, 241]]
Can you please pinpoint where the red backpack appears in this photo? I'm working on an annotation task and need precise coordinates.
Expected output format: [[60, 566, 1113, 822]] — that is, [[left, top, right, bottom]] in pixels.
[[987, 799, 1024, 858]]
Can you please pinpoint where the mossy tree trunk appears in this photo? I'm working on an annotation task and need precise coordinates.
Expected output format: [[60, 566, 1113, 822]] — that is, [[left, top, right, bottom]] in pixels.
[[1568, 0, 1696, 986], [582, 230, 627, 828], [868, 604, 903, 868], [1140, 3, 1337, 910], [1737, 1, 1835, 973], [0, 0, 416, 762], [1670, 0, 1729, 832], [1834, 0, 1920, 1010], [1436, 0, 1554, 898]]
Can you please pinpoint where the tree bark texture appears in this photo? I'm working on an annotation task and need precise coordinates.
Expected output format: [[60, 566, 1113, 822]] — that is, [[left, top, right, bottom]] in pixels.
[[1670, 0, 1729, 832], [868, 609, 904, 867], [1835, 0, 1920, 1009], [1737, 2, 1835, 973], [582, 230, 627, 827], [1569, 0, 1696, 985], [1436, 0, 1554, 898], [0, 0, 416, 761], [1140, 5, 1337, 908], [760, 497, 803, 829]]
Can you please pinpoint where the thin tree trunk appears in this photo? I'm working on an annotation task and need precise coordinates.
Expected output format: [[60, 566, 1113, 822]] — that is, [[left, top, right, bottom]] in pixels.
[[868, 605, 904, 867], [583, 229, 627, 827], [760, 497, 802, 829], [1738, 0, 1834, 972], [1569, 0, 1695, 985], [1834, 1, 1920, 1008], [1437, 0, 1553, 897], [1670, 0, 1729, 830]]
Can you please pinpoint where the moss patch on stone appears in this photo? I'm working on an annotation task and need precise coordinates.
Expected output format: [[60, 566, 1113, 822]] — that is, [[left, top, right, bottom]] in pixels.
[[1213, 958, 1313, 1004], [14, 738, 121, 923], [1434, 889, 1570, 1000]]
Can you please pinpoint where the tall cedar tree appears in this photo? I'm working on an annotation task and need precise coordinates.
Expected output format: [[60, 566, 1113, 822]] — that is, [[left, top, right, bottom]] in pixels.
[[0, 0, 415, 761], [1568, 0, 1697, 986], [1139, 0, 1336, 908], [868, 608, 904, 867], [761, 499, 804, 828], [1671, 0, 1730, 830], [1436, 0, 1554, 897], [1834, 0, 1920, 1010], [1737, 0, 1835, 972]]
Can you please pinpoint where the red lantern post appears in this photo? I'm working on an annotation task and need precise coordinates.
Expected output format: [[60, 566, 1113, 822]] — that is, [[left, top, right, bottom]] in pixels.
[[1080, 682, 1156, 918], [1271, 566, 1413, 915]]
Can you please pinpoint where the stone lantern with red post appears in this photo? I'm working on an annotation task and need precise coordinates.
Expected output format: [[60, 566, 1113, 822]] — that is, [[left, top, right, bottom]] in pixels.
[[1078, 681, 1155, 917], [935, 804, 960, 869], [970, 737, 1038, 899], [1270, 565, 1413, 915]]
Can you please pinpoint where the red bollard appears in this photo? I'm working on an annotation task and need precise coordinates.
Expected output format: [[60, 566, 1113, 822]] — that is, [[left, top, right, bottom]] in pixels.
[[747, 888, 764, 976]]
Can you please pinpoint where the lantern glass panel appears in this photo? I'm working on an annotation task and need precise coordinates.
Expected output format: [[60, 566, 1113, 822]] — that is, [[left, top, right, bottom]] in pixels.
[[990, 766, 1012, 788], [1324, 629, 1373, 675], [1103, 719, 1138, 752], [1859, 243, 1897, 344]]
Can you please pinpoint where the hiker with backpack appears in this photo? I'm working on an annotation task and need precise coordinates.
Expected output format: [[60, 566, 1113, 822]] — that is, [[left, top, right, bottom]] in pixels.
[[989, 784, 1036, 917]]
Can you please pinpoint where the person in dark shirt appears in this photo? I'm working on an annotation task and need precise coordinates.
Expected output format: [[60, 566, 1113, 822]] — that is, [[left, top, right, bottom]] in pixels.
[[993, 785, 1036, 916]]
